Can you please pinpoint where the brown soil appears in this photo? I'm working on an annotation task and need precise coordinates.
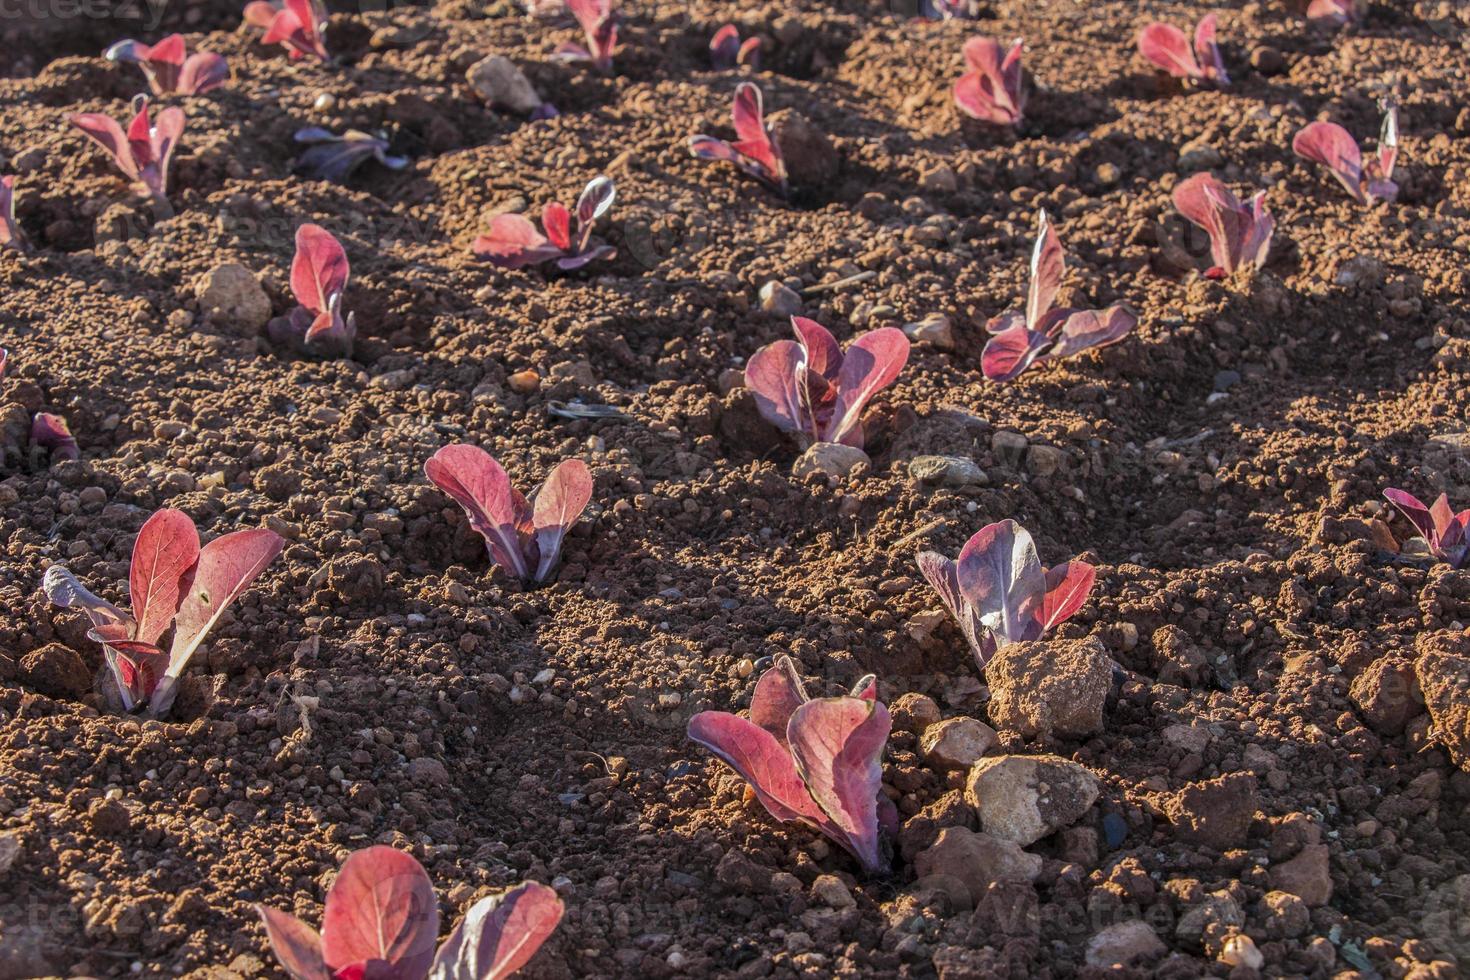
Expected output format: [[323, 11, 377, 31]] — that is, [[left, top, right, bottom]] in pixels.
[[2, 0, 1469, 977]]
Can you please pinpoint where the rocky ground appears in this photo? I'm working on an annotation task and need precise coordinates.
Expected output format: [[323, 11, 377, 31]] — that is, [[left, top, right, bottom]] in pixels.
[[2, 0, 1469, 976]]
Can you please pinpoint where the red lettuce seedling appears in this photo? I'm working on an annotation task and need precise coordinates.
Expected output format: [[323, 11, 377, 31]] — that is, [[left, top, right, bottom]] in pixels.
[[745, 316, 910, 450], [953, 37, 1024, 126], [294, 127, 409, 183], [473, 176, 616, 271], [921, 0, 979, 20], [1307, 0, 1363, 26], [258, 845, 564, 980], [424, 446, 593, 583], [710, 24, 761, 70], [0, 176, 22, 250], [43, 508, 283, 715], [30, 413, 79, 462], [104, 34, 228, 95], [1384, 488, 1468, 568], [917, 519, 1095, 669], [267, 224, 356, 358], [689, 82, 787, 196], [981, 210, 1138, 382], [554, 0, 617, 72], [1171, 172, 1274, 279], [1292, 102, 1398, 205], [243, 0, 330, 62], [687, 656, 895, 875], [1137, 14, 1228, 88], [70, 95, 185, 204]]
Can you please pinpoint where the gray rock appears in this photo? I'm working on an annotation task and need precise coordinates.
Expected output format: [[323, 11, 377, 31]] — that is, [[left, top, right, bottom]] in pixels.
[[903, 313, 955, 349], [913, 827, 1041, 908], [908, 454, 988, 488], [759, 280, 802, 316], [985, 638, 1112, 740], [197, 264, 272, 334], [1085, 920, 1167, 969], [769, 109, 838, 186], [406, 757, 450, 786], [965, 754, 1100, 846], [920, 717, 997, 770], [792, 442, 868, 481], [1178, 139, 1223, 171], [466, 55, 543, 114], [990, 429, 1028, 463], [1025, 444, 1067, 477]]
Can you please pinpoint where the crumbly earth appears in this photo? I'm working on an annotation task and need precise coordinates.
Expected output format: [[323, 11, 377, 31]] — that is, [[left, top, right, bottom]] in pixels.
[[2, 0, 1469, 977]]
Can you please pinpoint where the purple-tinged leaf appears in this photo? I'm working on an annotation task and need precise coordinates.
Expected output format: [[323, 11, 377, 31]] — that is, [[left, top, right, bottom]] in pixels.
[[428, 882, 564, 980], [1193, 14, 1228, 87], [542, 202, 573, 252], [745, 339, 808, 437], [43, 564, 130, 630], [953, 36, 1024, 126], [730, 83, 783, 184], [291, 223, 349, 317], [1374, 102, 1398, 186], [791, 315, 843, 388], [473, 214, 563, 270], [530, 458, 593, 582], [687, 710, 829, 825], [71, 112, 140, 182], [1384, 488, 1435, 546], [294, 127, 406, 182], [688, 135, 742, 164], [0, 346, 7, 377], [916, 550, 995, 666], [128, 508, 200, 646], [178, 51, 229, 94], [787, 696, 892, 875], [565, 0, 616, 71], [320, 847, 439, 978], [1026, 210, 1063, 329], [257, 907, 332, 980], [1048, 305, 1138, 360], [1172, 172, 1273, 275], [1293, 121, 1365, 203], [1039, 561, 1096, 631], [981, 323, 1051, 382], [107, 34, 227, 94], [424, 445, 534, 580], [155, 527, 283, 715], [956, 519, 1046, 647], [710, 24, 741, 69], [248, 0, 330, 61], [574, 175, 615, 247], [749, 655, 810, 744], [0, 176, 19, 250], [1307, 0, 1361, 26], [824, 327, 910, 448], [554, 243, 615, 270], [31, 412, 79, 461], [1137, 23, 1198, 80], [142, 103, 185, 200], [849, 674, 878, 701]]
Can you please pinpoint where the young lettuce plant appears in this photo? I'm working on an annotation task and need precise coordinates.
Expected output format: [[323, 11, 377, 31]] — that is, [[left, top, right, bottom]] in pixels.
[[267, 224, 355, 358], [746, 317, 910, 450], [30, 413, 79, 462], [917, 519, 1095, 669], [1292, 102, 1398, 204], [243, 0, 330, 62], [1384, 488, 1468, 568], [1, 176, 22, 250], [1307, 0, 1363, 27], [687, 656, 895, 875], [710, 24, 761, 70], [70, 95, 185, 205], [104, 34, 228, 95], [953, 37, 1024, 126], [689, 82, 787, 196], [473, 176, 616, 271], [424, 446, 593, 584], [554, 0, 617, 72], [258, 845, 564, 980], [1137, 14, 1228, 88], [1171, 172, 1274, 279], [43, 508, 283, 716], [293, 127, 409, 183], [982, 211, 1138, 382]]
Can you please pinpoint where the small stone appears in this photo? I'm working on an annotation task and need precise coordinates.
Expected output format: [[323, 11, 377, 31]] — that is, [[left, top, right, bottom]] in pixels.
[[769, 109, 839, 186], [406, 757, 450, 786], [918, 164, 958, 193], [1176, 892, 1244, 950], [890, 692, 942, 733], [196, 264, 272, 334], [1166, 773, 1259, 851], [985, 638, 1113, 740], [1268, 843, 1332, 907], [1179, 138, 1223, 172], [792, 442, 869, 481], [920, 717, 997, 770], [508, 369, 540, 393], [810, 874, 855, 909], [0, 833, 19, 873], [913, 827, 1041, 907], [1220, 933, 1263, 969], [1350, 655, 1421, 735], [714, 848, 772, 893], [1260, 890, 1310, 939], [466, 55, 543, 114], [1085, 920, 1166, 969], [990, 429, 1028, 462], [313, 92, 336, 111], [1249, 45, 1284, 75], [759, 281, 802, 316], [1212, 369, 1241, 392], [1334, 254, 1386, 289], [965, 754, 1100, 846], [86, 798, 131, 836], [1025, 444, 1067, 477], [1095, 162, 1120, 186], [908, 455, 988, 488], [902, 313, 954, 349]]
